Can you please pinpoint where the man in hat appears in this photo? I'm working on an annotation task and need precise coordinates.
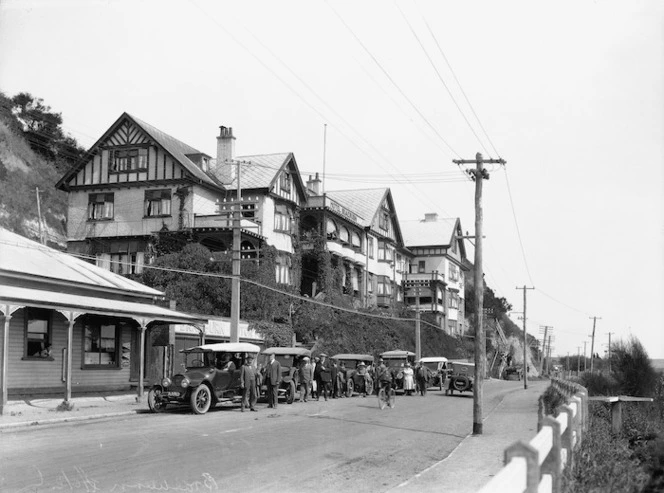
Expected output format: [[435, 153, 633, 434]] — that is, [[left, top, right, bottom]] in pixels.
[[299, 356, 313, 402], [240, 355, 258, 412], [315, 354, 332, 401], [356, 361, 369, 397], [265, 352, 282, 409]]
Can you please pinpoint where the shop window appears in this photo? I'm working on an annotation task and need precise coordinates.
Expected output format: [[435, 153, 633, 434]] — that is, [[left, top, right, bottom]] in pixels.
[[25, 308, 52, 359], [83, 318, 120, 368], [144, 189, 171, 217], [88, 193, 114, 220]]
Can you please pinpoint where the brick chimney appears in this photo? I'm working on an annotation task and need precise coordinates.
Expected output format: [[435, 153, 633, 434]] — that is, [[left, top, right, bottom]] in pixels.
[[424, 212, 438, 222], [215, 126, 235, 185], [307, 172, 322, 195]]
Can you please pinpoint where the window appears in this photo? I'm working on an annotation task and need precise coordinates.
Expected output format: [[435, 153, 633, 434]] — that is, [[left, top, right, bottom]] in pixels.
[[368, 236, 374, 258], [351, 232, 362, 251], [99, 252, 144, 275], [452, 236, 458, 253], [280, 172, 291, 193], [83, 318, 120, 367], [449, 264, 460, 282], [449, 292, 459, 309], [110, 148, 148, 172], [377, 276, 392, 295], [378, 241, 386, 261], [88, 193, 114, 220], [274, 212, 291, 232], [448, 320, 458, 333], [367, 273, 374, 293], [418, 261, 426, 273], [275, 264, 290, 285], [326, 218, 338, 240], [25, 308, 52, 359], [144, 189, 172, 217], [379, 208, 389, 230], [339, 227, 350, 244]]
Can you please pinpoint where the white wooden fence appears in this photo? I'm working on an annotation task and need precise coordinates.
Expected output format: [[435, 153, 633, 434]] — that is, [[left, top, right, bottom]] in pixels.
[[477, 379, 588, 493]]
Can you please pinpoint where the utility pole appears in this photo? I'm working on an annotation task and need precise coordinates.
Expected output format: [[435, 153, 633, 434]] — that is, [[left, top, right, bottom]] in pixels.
[[516, 285, 535, 389], [577, 346, 581, 375], [415, 287, 421, 362], [230, 160, 243, 343], [546, 335, 553, 374], [35, 187, 45, 245], [453, 152, 505, 435], [589, 316, 601, 373], [607, 332, 614, 373], [538, 326, 552, 375], [583, 341, 588, 371]]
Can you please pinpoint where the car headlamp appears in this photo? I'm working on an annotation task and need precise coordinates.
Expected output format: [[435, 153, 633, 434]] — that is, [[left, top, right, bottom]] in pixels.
[[180, 377, 190, 389], [161, 377, 171, 388]]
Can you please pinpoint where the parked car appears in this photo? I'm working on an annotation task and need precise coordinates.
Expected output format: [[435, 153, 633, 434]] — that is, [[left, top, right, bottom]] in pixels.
[[380, 350, 416, 391], [332, 354, 374, 396], [445, 361, 475, 396], [147, 342, 260, 414], [418, 356, 450, 390], [258, 347, 312, 404]]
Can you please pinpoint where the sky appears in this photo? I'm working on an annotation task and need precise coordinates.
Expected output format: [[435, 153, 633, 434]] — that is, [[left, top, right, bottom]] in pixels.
[[1, 0, 662, 359]]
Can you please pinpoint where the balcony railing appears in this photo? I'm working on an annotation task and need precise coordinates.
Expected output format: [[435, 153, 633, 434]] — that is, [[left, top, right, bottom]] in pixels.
[[402, 271, 445, 285]]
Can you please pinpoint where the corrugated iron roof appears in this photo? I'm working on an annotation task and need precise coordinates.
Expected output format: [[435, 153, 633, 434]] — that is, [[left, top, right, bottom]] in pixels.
[[325, 188, 389, 228], [400, 217, 459, 247], [0, 228, 164, 297]]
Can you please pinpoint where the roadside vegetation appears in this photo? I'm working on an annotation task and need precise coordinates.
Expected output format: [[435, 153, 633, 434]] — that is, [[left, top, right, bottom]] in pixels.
[[561, 337, 664, 492]]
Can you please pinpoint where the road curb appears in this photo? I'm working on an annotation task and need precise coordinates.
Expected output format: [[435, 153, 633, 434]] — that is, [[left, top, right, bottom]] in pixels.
[[0, 410, 140, 431]]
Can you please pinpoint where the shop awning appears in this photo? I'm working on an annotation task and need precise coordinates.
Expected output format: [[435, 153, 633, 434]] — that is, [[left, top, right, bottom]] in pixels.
[[0, 285, 207, 325]]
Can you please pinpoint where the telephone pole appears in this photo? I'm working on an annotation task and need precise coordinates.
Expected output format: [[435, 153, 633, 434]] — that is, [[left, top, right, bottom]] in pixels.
[[577, 346, 581, 375], [538, 326, 552, 375], [589, 316, 601, 373], [607, 332, 614, 373], [453, 152, 505, 435], [583, 341, 588, 371], [35, 187, 45, 245], [516, 285, 535, 389]]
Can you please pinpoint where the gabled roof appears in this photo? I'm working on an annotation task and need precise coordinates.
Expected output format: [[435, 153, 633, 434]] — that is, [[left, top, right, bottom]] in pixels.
[[0, 227, 163, 298], [401, 217, 459, 248], [57, 112, 223, 190], [228, 152, 307, 202], [325, 188, 403, 244]]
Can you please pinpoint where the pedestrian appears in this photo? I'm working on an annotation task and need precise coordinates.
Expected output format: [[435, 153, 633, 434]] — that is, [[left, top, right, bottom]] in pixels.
[[416, 361, 431, 396], [317, 354, 332, 401], [265, 352, 281, 409], [356, 361, 370, 397], [403, 362, 415, 395], [377, 358, 393, 396], [337, 362, 347, 397], [299, 356, 313, 402], [239, 355, 258, 412], [330, 359, 339, 398], [311, 357, 320, 399]]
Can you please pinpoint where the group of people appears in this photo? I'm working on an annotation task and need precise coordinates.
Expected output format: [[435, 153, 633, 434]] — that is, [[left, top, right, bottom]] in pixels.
[[237, 353, 436, 412]]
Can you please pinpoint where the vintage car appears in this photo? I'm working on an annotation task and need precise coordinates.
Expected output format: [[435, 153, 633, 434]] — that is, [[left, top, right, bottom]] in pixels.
[[331, 354, 374, 396], [147, 342, 261, 414], [418, 356, 450, 390], [380, 350, 416, 391], [258, 347, 312, 404], [445, 360, 475, 396]]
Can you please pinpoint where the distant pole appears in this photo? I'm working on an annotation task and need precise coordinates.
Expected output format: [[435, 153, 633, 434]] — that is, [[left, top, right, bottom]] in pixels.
[[453, 152, 505, 435], [538, 325, 551, 376], [516, 285, 535, 389], [230, 160, 242, 343], [415, 288, 421, 362], [546, 335, 552, 374], [35, 187, 45, 245], [589, 316, 601, 373], [577, 346, 581, 375], [607, 332, 614, 373], [322, 123, 327, 194], [583, 341, 588, 371]]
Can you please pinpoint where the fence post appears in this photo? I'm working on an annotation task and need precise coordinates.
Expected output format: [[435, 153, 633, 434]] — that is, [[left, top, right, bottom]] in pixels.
[[559, 404, 575, 468], [540, 416, 562, 493], [570, 395, 582, 445], [537, 395, 544, 432], [504, 442, 539, 493], [611, 400, 623, 434]]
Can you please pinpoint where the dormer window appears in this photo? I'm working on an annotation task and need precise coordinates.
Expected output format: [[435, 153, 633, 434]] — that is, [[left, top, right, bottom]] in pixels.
[[110, 148, 148, 172]]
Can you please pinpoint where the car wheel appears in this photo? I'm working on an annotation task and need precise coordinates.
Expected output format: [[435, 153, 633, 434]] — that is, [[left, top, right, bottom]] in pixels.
[[286, 381, 296, 404], [366, 378, 374, 396], [453, 376, 470, 392], [148, 388, 168, 413], [190, 385, 212, 414], [346, 379, 354, 397]]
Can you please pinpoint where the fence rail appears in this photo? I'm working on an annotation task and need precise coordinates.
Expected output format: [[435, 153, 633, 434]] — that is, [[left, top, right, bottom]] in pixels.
[[478, 379, 588, 493]]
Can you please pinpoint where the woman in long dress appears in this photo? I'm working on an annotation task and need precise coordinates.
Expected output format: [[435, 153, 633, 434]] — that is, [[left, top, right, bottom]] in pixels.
[[403, 362, 415, 395]]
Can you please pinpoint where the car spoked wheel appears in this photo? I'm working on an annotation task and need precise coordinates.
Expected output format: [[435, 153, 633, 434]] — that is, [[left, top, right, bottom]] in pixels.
[[148, 388, 168, 413], [286, 381, 296, 404], [190, 385, 212, 414], [365, 378, 374, 396], [378, 388, 387, 410]]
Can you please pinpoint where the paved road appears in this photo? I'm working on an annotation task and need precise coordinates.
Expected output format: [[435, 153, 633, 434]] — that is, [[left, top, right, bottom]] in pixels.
[[0, 380, 524, 493]]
